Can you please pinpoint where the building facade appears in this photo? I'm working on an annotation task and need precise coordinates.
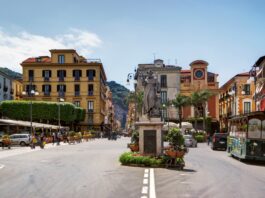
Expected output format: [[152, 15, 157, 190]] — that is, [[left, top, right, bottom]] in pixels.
[[104, 86, 115, 133], [21, 49, 107, 131], [219, 72, 255, 132], [251, 56, 265, 111], [135, 59, 181, 121], [12, 79, 23, 100], [0, 71, 13, 101], [180, 60, 219, 127]]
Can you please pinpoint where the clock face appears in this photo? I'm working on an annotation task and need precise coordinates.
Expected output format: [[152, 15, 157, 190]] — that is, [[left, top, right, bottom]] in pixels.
[[194, 69, 204, 79]]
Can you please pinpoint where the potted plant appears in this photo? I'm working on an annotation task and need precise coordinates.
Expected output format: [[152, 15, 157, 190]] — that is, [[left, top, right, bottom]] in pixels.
[[165, 128, 186, 158], [128, 130, 139, 152], [68, 131, 76, 144]]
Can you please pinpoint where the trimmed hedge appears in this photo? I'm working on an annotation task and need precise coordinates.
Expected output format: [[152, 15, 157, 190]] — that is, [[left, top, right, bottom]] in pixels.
[[194, 135, 205, 142], [0, 100, 85, 123], [119, 152, 164, 167]]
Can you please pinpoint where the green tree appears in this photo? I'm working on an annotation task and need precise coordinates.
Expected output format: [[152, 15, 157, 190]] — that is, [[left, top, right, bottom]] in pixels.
[[172, 94, 190, 128], [190, 90, 212, 131]]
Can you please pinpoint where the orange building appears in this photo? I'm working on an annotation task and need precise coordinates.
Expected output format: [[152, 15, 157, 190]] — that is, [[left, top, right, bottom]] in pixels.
[[180, 60, 219, 130], [219, 72, 255, 132]]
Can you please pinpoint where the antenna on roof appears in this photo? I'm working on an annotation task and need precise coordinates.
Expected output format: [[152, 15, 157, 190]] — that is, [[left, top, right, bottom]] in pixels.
[[153, 53, 156, 61], [175, 59, 178, 65]]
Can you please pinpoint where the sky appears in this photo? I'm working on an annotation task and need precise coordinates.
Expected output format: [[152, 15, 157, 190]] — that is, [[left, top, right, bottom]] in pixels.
[[0, 0, 264, 88]]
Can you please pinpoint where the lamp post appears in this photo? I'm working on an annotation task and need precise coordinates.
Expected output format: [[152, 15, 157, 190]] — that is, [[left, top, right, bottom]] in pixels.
[[127, 72, 137, 128], [58, 98, 65, 132], [22, 83, 39, 136]]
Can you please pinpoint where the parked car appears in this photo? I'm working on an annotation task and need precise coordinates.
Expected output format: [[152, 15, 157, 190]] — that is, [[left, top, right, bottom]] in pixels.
[[211, 133, 228, 150], [184, 135, 197, 147], [9, 134, 31, 146]]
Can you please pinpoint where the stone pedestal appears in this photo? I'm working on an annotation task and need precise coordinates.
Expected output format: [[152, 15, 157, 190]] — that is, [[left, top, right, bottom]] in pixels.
[[136, 117, 164, 156]]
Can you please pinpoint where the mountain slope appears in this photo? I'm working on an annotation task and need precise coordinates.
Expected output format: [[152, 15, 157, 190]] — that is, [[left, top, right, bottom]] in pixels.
[[106, 81, 130, 128], [0, 67, 22, 79]]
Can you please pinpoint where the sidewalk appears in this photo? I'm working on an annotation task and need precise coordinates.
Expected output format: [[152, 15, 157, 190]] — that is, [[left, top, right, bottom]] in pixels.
[[0, 142, 68, 160]]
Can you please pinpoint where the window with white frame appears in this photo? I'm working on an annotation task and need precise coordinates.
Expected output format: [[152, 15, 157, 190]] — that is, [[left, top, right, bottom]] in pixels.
[[244, 102, 251, 114]]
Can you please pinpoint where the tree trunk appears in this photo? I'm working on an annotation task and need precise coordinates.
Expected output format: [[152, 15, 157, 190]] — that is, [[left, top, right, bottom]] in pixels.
[[202, 103, 206, 131], [194, 106, 198, 132], [179, 107, 182, 129]]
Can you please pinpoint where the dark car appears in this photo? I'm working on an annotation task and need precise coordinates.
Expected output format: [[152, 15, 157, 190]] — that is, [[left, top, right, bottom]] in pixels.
[[211, 133, 228, 150]]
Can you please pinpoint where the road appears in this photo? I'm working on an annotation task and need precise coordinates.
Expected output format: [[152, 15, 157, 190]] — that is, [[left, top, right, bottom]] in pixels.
[[0, 138, 265, 198]]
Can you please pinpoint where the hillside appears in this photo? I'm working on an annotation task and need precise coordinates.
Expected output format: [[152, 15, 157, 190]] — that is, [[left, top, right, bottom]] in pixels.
[[0, 67, 22, 79], [106, 81, 130, 128]]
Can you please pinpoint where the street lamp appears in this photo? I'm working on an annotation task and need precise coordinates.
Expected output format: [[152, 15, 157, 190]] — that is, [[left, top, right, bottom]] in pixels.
[[22, 87, 39, 136], [58, 98, 65, 132]]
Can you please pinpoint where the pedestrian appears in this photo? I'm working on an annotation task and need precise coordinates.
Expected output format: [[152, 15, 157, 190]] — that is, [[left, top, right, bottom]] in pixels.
[[56, 131, 61, 145], [207, 133, 211, 146], [52, 132, 56, 145]]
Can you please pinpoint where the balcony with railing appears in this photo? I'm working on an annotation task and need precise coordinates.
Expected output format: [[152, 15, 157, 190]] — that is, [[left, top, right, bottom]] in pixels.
[[88, 91, 94, 96], [44, 92, 50, 96], [75, 91, 80, 97]]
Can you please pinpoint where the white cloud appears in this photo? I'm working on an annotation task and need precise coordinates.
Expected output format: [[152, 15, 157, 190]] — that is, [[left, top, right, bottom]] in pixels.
[[0, 29, 102, 72]]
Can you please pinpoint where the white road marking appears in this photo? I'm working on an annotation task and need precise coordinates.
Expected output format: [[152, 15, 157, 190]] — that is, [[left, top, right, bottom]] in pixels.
[[180, 173, 189, 176], [145, 169, 149, 173], [143, 178, 148, 185], [149, 168, 156, 198], [142, 186, 148, 194], [180, 181, 192, 184], [144, 173, 149, 178], [0, 164, 5, 169], [141, 196, 148, 198]]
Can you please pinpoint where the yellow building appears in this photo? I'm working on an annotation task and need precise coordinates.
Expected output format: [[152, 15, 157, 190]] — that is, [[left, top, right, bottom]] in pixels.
[[219, 72, 255, 132], [12, 79, 23, 100], [21, 49, 107, 131]]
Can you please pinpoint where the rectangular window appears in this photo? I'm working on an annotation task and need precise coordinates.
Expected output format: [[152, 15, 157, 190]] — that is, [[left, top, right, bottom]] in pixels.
[[57, 70, 66, 81], [29, 70, 34, 81], [73, 101, 80, 107], [244, 84, 251, 95], [75, 84, 80, 96], [160, 91, 167, 104], [88, 84, 94, 96], [87, 70, 96, 81], [58, 55, 65, 64], [244, 102, 251, 114], [73, 70, 82, 81], [57, 84, 66, 97], [42, 85, 51, 96], [88, 114, 93, 125], [160, 75, 167, 88], [26, 84, 36, 95], [87, 101, 94, 112], [43, 70, 51, 81]]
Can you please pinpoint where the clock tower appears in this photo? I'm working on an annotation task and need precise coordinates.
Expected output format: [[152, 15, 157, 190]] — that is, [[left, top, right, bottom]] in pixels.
[[190, 60, 209, 90]]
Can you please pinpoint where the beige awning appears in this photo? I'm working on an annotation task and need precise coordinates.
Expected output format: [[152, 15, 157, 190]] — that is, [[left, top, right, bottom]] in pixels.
[[0, 119, 69, 130]]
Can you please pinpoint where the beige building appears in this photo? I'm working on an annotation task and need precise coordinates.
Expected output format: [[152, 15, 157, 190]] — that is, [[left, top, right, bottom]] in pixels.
[[21, 49, 107, 131], [135, 59, 181, 121]]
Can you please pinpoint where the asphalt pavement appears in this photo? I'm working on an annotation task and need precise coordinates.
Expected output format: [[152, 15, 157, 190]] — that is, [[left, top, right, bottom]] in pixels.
[[0, 138, 265, 198]]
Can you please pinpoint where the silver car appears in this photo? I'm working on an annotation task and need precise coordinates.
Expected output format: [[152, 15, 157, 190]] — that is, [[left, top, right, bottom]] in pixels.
[[184, 135, 197, 147], [9, 134, 31, 146]]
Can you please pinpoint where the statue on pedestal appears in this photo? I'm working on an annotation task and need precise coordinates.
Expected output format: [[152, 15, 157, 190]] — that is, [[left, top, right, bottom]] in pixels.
[[142, 70, 161, 118]]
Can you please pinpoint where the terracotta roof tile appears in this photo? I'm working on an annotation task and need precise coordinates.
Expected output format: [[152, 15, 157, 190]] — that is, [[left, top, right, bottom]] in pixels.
[[22, 56, 51, 63]]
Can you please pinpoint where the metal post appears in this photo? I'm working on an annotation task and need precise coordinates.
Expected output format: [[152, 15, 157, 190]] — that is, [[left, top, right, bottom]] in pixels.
[[58, 101, 60, 132], [30, 98, 33, 136]]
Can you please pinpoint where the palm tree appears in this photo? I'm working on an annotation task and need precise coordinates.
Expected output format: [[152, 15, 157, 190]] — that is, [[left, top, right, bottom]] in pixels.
[[126, 91, 144, 118], [190, 90, 212, 131], [172, 94, 190, 128]]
